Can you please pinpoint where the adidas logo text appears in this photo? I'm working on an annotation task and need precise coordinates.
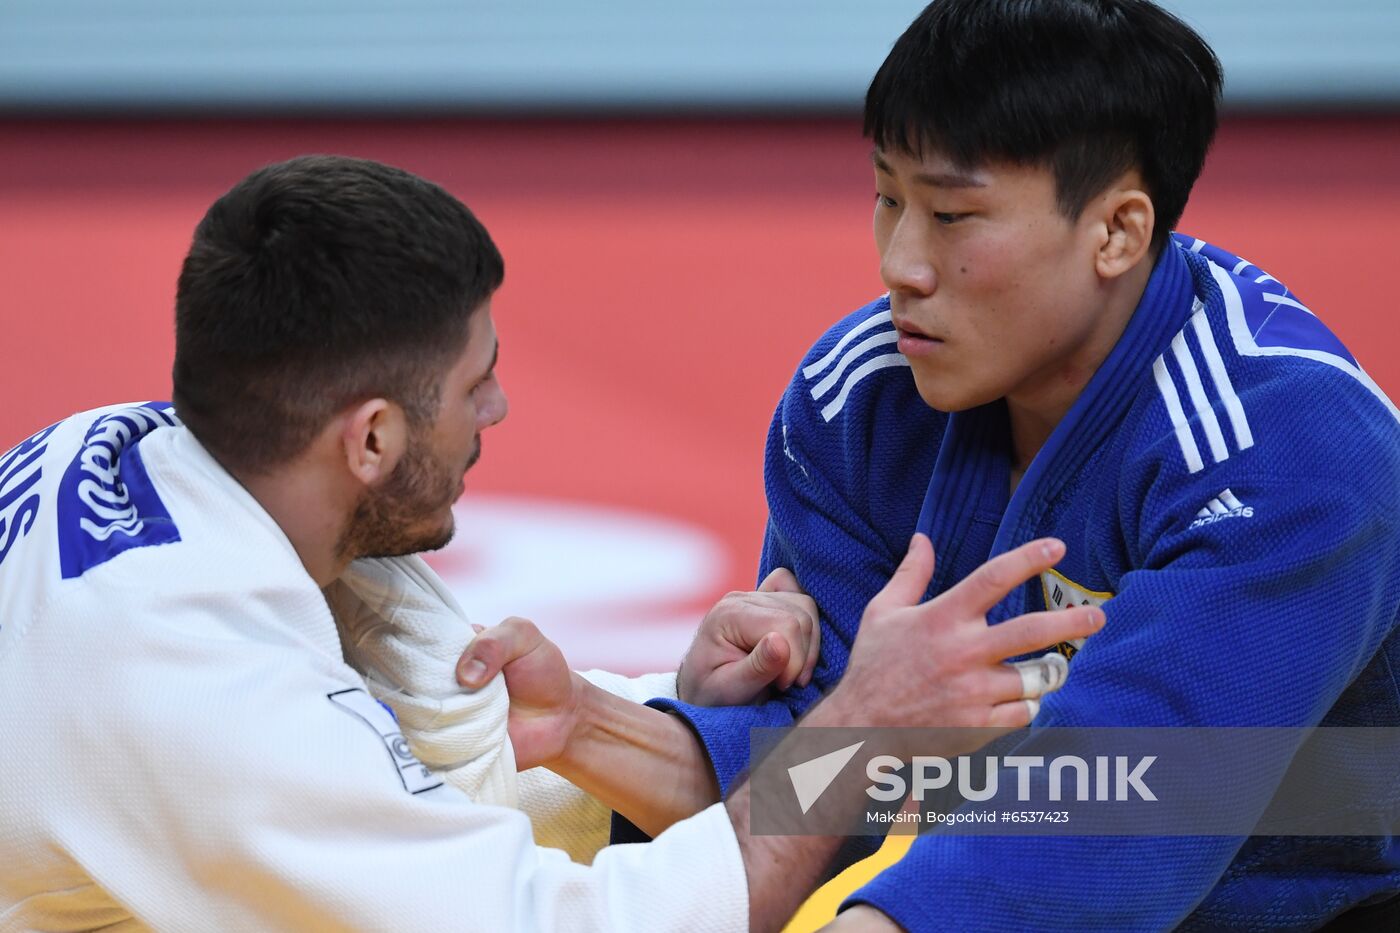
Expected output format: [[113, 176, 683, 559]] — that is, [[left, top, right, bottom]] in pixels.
[[1189, 489, 1254, 529]]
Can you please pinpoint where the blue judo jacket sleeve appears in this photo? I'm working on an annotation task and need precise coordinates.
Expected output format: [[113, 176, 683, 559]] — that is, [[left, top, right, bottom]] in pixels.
[[847, 378, 1400, 932], [646, 412, 905, 795], [646, 301, 939, 795]]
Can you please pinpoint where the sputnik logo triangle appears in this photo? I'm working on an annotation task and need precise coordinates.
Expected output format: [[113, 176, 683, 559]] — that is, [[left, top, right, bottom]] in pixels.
[[787, 741, 866, 814]]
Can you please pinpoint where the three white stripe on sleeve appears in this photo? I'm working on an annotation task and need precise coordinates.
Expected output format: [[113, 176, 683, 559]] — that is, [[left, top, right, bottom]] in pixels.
[[804, 309, 910, 422], [1153, 301, 1254, 474]]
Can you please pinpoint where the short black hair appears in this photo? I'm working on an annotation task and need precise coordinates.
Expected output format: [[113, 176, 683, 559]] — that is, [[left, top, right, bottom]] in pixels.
[[865, 0, 1223, 247], [172, 155, 503, 473]]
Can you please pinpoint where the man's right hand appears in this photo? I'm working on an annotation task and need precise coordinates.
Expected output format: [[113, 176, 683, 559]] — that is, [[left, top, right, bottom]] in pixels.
[[735, 534, 1103, 932], [812, 532, 1100, 739], [457, 617, 583, 772]]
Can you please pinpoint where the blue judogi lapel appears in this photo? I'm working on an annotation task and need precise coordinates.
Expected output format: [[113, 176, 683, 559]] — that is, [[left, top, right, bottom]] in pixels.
[[915, 240, 1197, 622]]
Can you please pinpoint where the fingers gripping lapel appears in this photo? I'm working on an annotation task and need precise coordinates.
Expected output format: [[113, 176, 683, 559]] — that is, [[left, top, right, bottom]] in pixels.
[[326, 555, 518, 807]]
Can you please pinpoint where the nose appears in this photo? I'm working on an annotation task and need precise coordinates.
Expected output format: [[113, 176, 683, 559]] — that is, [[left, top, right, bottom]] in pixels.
[[479, 381, 509, 429], [879, 215, 937, 298]]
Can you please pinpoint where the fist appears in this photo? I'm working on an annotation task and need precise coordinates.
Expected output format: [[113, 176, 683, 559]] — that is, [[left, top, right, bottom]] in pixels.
[[456, 617, 581, 771], [677, 568, 821, 706]]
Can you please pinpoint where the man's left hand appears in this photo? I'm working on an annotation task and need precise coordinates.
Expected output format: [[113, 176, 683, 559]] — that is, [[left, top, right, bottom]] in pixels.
[[676, 568, 821, 707]]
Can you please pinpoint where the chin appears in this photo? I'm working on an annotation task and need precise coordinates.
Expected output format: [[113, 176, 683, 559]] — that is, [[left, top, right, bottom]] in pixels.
[[911, 377, 992, 414], [415, 512, 457, 554]]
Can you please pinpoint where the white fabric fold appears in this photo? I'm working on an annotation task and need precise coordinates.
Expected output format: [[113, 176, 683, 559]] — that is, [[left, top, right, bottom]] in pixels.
[[325, 554, 518, 808], [325, 552, 688, 861]]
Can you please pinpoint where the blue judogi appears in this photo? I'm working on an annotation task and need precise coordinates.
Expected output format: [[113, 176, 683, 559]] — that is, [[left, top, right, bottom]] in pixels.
[[650, 235, 1400, 930]]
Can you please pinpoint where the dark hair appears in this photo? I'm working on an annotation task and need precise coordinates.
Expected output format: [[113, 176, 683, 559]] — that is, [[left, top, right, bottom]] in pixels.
[[865, 0, 1222, 246], [172, 155, 503, 473]]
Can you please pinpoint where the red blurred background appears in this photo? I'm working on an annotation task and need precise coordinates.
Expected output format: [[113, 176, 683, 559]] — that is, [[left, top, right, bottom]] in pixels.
[[2, 116, 1397, 670]]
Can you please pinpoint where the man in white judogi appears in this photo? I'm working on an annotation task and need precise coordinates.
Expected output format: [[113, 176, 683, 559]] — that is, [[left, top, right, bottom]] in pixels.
[[0, 156, 1097, 932]]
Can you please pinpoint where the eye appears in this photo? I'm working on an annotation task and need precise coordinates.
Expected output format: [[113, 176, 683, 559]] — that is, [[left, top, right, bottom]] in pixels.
[[874, 192, 899, 209], [470, 371, 496, 397], [933, 212, 967, 225]]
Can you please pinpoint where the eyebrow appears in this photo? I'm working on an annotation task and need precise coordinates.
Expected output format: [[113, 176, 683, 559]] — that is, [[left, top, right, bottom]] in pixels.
[[871, 150, 986, 189]]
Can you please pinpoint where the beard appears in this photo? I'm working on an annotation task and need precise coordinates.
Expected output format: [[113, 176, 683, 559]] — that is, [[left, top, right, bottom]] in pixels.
[[336, 435, 480, 562]]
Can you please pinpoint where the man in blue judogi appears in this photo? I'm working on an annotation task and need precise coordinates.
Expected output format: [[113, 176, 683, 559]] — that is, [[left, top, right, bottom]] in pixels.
[[644, 0, 1400, 928]]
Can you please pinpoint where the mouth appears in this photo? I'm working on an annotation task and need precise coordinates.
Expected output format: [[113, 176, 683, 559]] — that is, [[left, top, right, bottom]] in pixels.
[[893, 316, 945, 357], [456, 443, 480, 496]]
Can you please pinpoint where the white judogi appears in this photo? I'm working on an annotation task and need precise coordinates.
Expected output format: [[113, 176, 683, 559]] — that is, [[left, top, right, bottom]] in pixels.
[[0, 404, 745, 932], [326, 554, 521, 809], [328, 549, 684, 864]]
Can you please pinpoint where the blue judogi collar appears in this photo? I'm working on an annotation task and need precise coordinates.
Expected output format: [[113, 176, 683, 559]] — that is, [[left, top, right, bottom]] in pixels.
[[915, 240, 1197, 621]]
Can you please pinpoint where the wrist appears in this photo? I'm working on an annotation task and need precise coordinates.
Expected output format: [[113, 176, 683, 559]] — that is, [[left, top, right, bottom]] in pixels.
[[802, 681, 882, 730], [548, 672, 602, 771]]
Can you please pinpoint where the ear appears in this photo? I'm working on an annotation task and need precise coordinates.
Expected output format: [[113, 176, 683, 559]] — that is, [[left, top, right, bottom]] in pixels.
[[339, 399, 407, 487], [1094, 185, 1154, 281]]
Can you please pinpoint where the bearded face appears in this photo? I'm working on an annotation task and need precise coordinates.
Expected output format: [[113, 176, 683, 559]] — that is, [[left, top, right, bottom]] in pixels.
[[336, 305, 504, 565], [337, 426, 480, 561]]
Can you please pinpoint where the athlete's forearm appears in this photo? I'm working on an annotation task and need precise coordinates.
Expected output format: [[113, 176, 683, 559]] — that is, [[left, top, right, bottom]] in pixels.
[[726, 688, 900, 933], [547, 675, 719, 837], [723, 781, 842, 933]]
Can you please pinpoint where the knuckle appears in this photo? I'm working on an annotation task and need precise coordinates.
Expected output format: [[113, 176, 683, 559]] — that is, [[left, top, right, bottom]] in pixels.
[[861, 596, 888, 622], [1004, 614, 1045, 642], [960, 705, 993, 729], [978, 670, 1013, 702], [754, 599, 784, 620], [771, 605, 805, 630], [470, 639, 500, 666], [739, 606, 778, 631], [709, 593, 742, 616], [979, 562, 1013, 593], [774, 593, 806, 614]]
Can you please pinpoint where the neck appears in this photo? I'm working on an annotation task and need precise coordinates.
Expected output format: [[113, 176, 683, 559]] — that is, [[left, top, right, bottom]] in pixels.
[[1005, 255, 1156, 474], [227, 461, 354, 588]]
